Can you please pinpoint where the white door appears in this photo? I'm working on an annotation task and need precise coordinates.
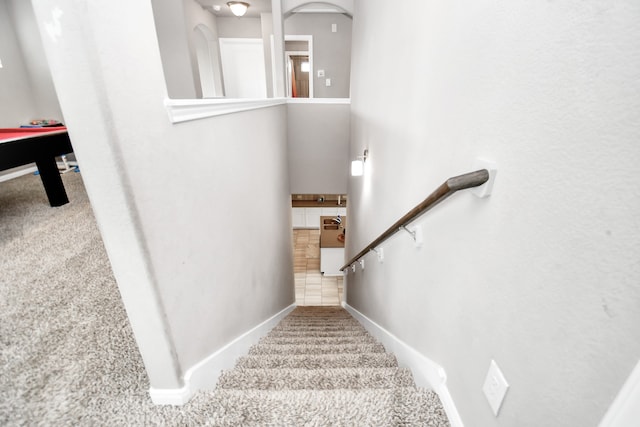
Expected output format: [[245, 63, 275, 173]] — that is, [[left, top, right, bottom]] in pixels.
[[219, 38, 267, 98]]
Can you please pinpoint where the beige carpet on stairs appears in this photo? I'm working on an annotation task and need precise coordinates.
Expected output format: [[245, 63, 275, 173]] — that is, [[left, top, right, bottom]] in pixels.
[[205, 306, 451, 426], [1, 172, 450, 426]]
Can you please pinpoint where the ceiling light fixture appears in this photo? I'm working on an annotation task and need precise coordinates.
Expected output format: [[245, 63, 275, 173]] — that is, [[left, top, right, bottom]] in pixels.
[[227, 1, 250, 16]]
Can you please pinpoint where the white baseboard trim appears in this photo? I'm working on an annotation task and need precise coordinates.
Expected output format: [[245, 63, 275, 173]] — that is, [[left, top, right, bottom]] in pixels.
[[148, 384, 191, 405], [0, 165, 38, 183], [343, 302, 464, 427], [149, 303, 297, 405], [599, 359, 640, 427]]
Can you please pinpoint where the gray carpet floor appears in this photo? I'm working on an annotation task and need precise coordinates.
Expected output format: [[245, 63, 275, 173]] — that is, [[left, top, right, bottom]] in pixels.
[[0, 172, 450, 426]]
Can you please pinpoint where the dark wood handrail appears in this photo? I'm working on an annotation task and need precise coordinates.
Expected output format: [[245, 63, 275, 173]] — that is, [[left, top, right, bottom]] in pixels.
[[340, 169, 490, 271]]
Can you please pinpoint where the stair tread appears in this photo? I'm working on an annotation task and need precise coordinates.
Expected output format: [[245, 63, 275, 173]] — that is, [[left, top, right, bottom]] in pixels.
[[218, 367, 415, 390], [236, 353, 399, 369], [271, 323, 364, 328], [203, 306, 451, 426], [258, 335, 378, 346], [269, 327, 366, 334], [249, 342, 386, 355], [268, 331, 370, 338], [187, 388, 450, 427]]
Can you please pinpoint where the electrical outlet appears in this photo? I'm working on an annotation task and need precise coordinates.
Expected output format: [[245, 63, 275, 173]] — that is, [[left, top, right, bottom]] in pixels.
[[483, 360, 509, 416], [325, 78, 331, 87]]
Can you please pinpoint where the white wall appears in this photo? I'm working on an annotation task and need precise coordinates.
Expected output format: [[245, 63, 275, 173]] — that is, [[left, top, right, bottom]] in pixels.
[[0, 0, 61, 127], [347, 1, 640, 426], [161, 1, 278, 99], [216, 16, 263, 38], [0, 0, 36, 127], [183, 0, 224, 98], [287, 101, 350, 194], [31, 0, 294, 392], [6, 0, 62, 122], [284, 13, 352, 98], [151, 0, 197, 99]]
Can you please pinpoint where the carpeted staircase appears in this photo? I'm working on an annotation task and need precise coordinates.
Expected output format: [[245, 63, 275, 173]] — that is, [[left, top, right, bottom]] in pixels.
[[1, 173, 450, 425], [207, 306, 451, 426]]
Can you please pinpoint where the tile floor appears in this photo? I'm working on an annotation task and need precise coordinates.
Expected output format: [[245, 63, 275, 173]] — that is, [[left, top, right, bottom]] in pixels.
[[293, 229, 344, 306]]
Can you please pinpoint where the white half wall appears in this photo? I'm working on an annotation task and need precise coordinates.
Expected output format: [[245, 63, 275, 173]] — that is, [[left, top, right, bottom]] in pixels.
[[31, 0, 294, 393]]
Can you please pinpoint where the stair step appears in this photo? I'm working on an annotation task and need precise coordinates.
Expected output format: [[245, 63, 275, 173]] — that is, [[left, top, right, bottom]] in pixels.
[[249, 342, 386, 355], [286, 308, 351, 316], [267, 329, 370, 338], [258, 335, 379, 346], [202, 306, 451, 426], [191, 388, 450, 427], [236, 353, 399, 369], [217, 367, 415, 390], [276, 320, 362, 327], [279, 313, 358, 319], [271, 325, 366, 333], [269, 328, 365, 336]]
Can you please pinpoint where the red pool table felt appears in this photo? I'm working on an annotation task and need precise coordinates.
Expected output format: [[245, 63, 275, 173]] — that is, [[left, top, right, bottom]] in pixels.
[[0, 127, 68, 142]]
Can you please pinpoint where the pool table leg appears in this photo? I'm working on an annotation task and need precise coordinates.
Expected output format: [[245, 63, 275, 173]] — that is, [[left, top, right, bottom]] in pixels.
[[35, 156, 69, 207]]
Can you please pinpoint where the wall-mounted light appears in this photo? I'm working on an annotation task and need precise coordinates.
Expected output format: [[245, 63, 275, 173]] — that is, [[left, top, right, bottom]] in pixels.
[[227, 1, 250, 16], [351, 149, 368, 176]]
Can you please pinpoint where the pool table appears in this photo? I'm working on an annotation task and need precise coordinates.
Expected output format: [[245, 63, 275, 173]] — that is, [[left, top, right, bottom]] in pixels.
[[0, 127, 74, 207]]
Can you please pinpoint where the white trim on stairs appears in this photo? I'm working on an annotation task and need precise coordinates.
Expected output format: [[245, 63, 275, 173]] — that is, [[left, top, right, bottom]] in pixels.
[[149, 303, 296, 405], [342, 302, 464, 427]]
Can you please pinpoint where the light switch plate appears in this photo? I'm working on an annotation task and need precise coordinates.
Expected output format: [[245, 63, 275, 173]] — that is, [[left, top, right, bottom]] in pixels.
[[325, 78, 332, 87], [483, 360, 509, 416], [317, 69, 325, 77]]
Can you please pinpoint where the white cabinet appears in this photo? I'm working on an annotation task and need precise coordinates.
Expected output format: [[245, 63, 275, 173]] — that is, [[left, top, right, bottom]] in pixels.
[[321, 247, 345, 276], [305, 208, 322, 228], [291, 208, 306, 228], [292, 207, 322, 229]]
